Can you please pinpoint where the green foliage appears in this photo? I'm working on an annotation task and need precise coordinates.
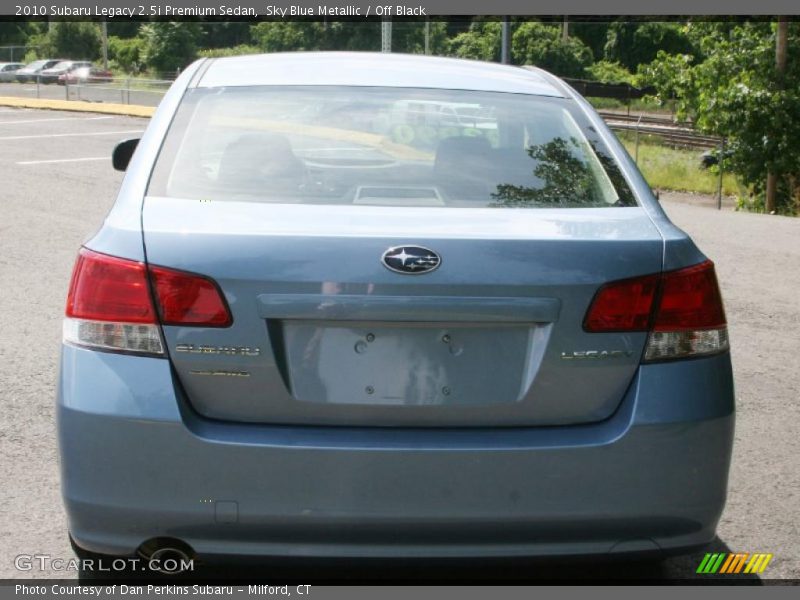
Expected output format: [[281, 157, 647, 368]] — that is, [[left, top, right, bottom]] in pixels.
[[140, 22, 202, 74], [200, 23, 252, 48], [197, 45, 261, 59], [251, 21, 448, 55], [106, 22, 141, 39], [570, 22, 611, 60], [36, 22, 101, 61], [108, 36, 144, 74], [605, 22, 697, 72], [250, 22, 321, 52], [512, 22, 593, 78], [0, 22, 45, 47], [585, 60, 636, 84], [639, 21, 800, 214], [447, 21, 501, 62]]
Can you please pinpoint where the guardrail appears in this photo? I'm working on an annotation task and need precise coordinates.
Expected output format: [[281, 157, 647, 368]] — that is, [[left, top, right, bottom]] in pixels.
[[0, 75, 173, 108], [67, 77, 173, 107]]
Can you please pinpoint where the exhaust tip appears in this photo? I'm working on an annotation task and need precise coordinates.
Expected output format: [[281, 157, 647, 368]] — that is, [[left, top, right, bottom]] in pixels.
[[137, 538, 196, 575]]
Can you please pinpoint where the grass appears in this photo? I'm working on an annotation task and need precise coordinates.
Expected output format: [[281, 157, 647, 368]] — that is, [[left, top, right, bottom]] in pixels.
[[616, 134, 740, 197], [587, 96, 675, 115]]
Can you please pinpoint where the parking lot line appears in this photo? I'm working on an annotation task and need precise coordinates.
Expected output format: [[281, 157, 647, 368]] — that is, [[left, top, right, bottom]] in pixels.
[[0, 116, 114, 125], [0, 129, 144, 141], [17, 157, 108, 165]]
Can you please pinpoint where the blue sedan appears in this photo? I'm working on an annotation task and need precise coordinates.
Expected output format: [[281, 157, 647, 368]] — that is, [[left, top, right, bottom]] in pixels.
[[58, 52, 734, 571]]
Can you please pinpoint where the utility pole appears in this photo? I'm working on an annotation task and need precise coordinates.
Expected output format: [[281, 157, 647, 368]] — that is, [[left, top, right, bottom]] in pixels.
[[765, 16, 788, 214], [562, 16, 569, 41], [101, 22, 108, 70], [381, 18, 392, 53], [501, 18, 511, 64], [424, 18, 431, 55]]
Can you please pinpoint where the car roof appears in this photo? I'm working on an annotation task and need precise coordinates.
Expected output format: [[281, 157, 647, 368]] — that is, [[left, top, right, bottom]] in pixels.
[[197, 52, 565, 97]]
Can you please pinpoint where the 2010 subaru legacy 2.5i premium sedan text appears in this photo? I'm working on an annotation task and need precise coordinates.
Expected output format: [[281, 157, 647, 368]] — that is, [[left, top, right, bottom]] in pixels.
[[58, 53, 734, 567]]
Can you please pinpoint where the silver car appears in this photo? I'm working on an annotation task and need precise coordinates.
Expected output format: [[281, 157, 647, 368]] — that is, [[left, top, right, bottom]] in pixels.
[[0, 62, 24, 82], [59, 53, 734, 570]]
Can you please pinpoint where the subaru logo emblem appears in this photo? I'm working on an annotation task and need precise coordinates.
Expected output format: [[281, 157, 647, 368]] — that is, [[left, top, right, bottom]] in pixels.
[[381, 246, 441, 275]]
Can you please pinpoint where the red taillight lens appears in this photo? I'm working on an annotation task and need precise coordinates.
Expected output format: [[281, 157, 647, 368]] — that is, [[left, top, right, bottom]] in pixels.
[[149, 266, 232, 327], [653, 261, 726, 331], [583, 260, 728, 361], [583, 274, 660, 332], [66, 248, 156, 323]]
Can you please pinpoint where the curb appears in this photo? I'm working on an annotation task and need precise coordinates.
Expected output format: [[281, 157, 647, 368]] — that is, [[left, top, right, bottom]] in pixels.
[[0, 96, 154, 118]]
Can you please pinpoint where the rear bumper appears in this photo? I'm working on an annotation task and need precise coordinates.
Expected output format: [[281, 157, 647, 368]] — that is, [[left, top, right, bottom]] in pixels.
[[58, 344, 734, 559]]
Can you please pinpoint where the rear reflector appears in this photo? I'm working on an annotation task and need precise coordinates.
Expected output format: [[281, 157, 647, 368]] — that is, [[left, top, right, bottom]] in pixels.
[[584, 260, 729, 361], [64, 248, 231, 354]]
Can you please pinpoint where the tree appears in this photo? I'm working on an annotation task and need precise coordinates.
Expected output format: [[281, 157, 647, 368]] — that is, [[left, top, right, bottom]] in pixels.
[[140, 22, 202, 74], [512, 22, 593, 77], [0, 22, 44, 61], [640, 21, 800, 214], [447, 21, 502, 62], [585, 60, 636, 84], [36, 22, 101, 61], [605, 21, 697, 71], [108, 36, 145, 74], [251, 22, 324, 52]]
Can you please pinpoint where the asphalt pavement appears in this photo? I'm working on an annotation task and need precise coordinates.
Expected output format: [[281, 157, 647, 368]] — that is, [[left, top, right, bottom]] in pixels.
[[0, 107, 797, 582]]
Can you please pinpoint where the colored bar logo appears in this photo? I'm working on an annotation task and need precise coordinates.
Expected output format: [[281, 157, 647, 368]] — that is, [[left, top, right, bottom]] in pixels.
[[696, 552, 773, 574]]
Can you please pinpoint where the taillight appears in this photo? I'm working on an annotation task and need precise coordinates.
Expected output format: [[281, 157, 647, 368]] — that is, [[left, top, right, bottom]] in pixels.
[[584, 274, 660, 332], [149, 266, 232, 327], [64, 248, 231, 355], [584, 260, 729, 362], [65, 249, 163, 354]]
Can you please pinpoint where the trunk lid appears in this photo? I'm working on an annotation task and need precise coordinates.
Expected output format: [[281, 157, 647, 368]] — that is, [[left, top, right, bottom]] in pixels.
[[143, 198, 663, 426]]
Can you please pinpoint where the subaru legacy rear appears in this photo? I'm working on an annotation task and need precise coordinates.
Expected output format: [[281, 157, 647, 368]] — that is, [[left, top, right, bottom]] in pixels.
[[58, 53, 734, 565]]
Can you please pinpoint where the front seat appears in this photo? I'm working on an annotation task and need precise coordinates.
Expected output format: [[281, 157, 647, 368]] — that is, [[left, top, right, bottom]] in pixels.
[[433, 135, 492, 199], [217, 132, 306, 190]]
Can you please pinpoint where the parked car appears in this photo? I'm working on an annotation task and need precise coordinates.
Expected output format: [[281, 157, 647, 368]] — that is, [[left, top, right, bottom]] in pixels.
[[57, 66, 113, 86], [59, 53, 734, 572], [14, 59, 61, 82], [38, 60, 92, 84], [0, 62, 24, 82]]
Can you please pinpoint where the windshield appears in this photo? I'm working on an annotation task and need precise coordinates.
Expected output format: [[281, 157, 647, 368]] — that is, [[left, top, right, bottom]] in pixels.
[[148, 86, 636, 209], [25, 60, 47, 70]]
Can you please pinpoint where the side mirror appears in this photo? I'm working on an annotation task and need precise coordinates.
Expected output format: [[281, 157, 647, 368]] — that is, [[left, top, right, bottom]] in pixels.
[[112, 138, 140, 171]]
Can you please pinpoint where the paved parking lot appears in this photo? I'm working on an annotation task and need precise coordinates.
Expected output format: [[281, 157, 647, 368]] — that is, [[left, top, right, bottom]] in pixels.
[[0, 107, 797, 581]]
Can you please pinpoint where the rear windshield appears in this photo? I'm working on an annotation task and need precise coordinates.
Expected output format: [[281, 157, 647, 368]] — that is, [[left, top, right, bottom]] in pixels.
[[148, 86, 636, 209]]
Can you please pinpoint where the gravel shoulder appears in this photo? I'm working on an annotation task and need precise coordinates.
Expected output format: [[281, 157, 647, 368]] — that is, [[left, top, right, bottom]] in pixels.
[[659, 192, 800, 579]]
